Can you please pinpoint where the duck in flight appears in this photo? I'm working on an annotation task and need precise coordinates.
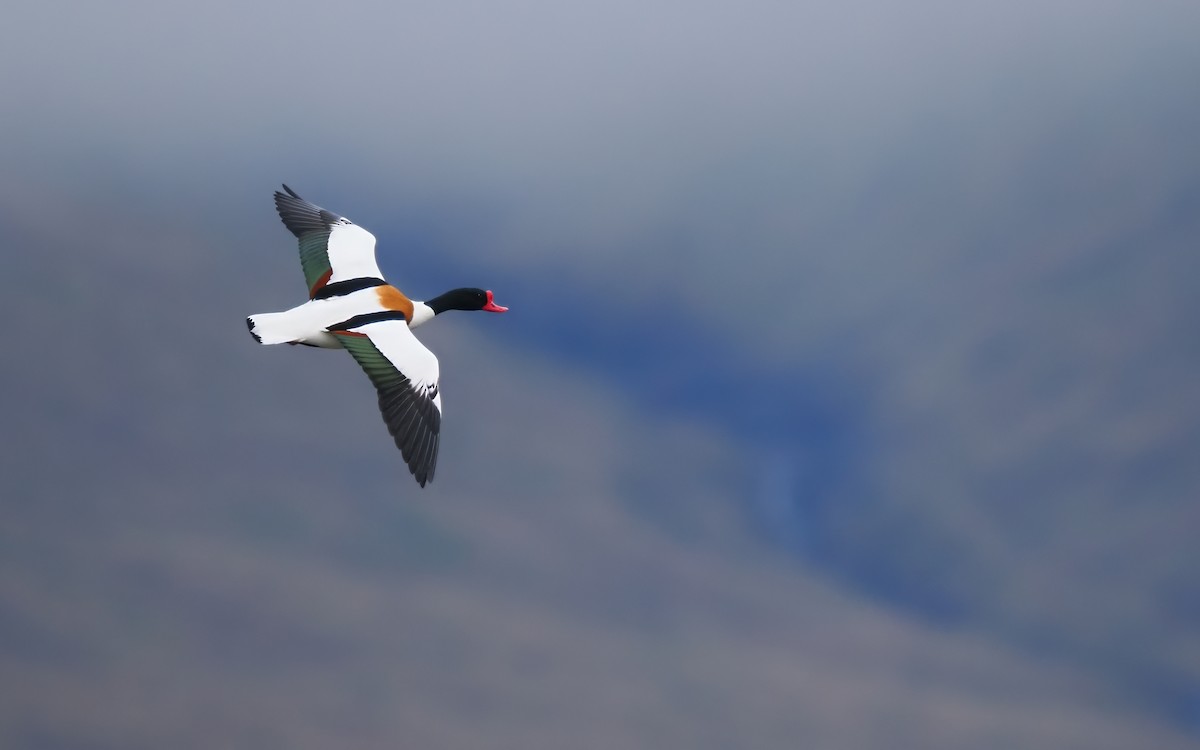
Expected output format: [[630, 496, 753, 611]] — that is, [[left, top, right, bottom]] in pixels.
[[247, 185, 508, 487]]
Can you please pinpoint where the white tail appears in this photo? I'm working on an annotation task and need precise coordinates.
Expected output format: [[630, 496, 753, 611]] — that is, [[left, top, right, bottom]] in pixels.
[[246, 307, 343, 349], [246, 312, 298, 345]]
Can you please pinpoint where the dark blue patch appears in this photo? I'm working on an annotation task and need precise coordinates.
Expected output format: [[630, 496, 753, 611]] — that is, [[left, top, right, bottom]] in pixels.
[[372, 224, 871, 564]]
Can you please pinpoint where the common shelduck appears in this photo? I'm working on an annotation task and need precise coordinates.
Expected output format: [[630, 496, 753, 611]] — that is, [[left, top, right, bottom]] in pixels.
[[247, 185, 508, 487]]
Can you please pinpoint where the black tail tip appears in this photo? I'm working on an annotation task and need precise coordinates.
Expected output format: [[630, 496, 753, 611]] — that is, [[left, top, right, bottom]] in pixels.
[[246, 317, 262, 344]]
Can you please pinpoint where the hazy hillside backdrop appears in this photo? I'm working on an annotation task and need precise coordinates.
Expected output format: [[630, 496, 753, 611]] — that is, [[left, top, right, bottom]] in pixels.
[[2, 1, 1198, 748]]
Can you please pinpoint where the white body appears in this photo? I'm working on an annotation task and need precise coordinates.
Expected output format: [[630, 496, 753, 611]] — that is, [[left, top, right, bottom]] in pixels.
[[249, 292, 435, 348]]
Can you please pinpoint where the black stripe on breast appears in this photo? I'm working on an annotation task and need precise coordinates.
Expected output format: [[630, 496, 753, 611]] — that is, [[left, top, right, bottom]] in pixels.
[[312, 277, 387, 300], [328, 311, 410, 331]]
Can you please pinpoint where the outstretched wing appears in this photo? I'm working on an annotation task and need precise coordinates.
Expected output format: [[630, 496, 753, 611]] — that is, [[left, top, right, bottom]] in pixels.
[[330, 317, 442, 487], [273, 185, 384, 298]]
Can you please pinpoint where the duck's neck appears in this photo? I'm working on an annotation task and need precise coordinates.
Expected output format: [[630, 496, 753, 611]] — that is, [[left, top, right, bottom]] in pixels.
[[409, 301, 436, 328]]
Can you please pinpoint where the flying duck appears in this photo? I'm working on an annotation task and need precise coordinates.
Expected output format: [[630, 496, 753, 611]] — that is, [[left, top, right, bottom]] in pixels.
[[247, 185, 507, 487]]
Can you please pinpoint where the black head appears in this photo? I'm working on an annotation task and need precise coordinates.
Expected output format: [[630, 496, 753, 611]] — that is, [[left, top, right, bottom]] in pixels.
[[426, 288, 509, 315]]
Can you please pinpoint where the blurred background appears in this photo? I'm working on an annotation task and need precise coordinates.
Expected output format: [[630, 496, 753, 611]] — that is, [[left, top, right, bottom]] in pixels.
[[2, 1, 1198, 747]]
